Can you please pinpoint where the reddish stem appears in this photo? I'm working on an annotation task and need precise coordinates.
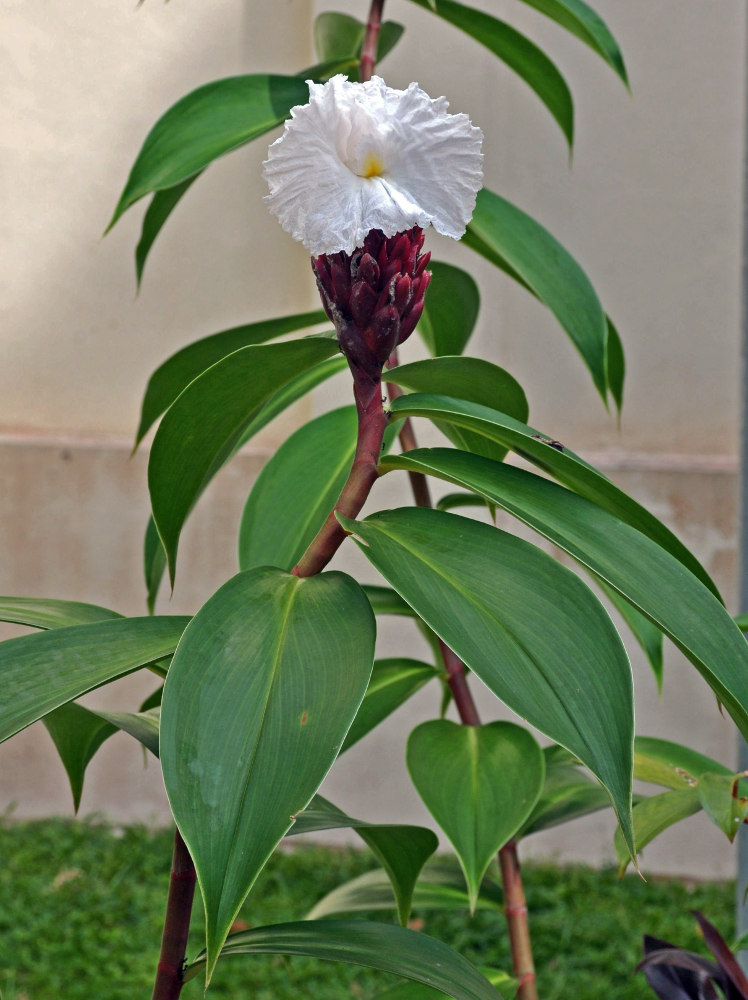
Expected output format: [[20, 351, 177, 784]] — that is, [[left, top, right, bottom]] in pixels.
[[360, 0, 385, 83], [151, 829, 197, 1000], [293, 377, 387, 577]]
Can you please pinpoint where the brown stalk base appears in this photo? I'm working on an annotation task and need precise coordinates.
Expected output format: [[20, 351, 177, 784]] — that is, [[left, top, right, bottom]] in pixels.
[[151, 829, 197, 1000]]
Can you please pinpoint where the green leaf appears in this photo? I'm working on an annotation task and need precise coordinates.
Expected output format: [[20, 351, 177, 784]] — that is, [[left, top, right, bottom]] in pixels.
[[407, 720, 544, 909], [307, 862, 502, 918], [517, 763, 612, 837], [515, 0, 628, 84], [735, 612, 748, 632], [463, 189, 608, 401], [373, 970, 518, 1000], [184, 920, 505, 1000], [108, 75, 310, 229], [238, 406, 357, 572], [148, 337, 339, 583], [143, 515, 167, 616], [362, 585, 418, 617], [135, 174, 201, 287], [416, 261, 480, 357], [314, 12, 405, 73], [405, 0, 573, 148], [340, 507, 634, 855], [342, 658, 438, 752], [387, 395, 720, 599], [436, 492, 496, 515], [383, 357, 528, 462], [598, 579, 662, 691], [0, 597, 120, 629], [697, 773, 748, 841], [42, 703, 116, 812], [160, 568, 375, 982], [615, 789, 701, 875], [634, 736, 733, 790], [377, 448, 748, 738], [0, 616, 189, 743], [605, 316, 625, 414], [93, 708, 162, 758], [135, 311, 327, 448]]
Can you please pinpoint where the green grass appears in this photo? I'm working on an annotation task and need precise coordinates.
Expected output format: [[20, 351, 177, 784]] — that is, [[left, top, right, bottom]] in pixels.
[[0, 818, 734, 1000]]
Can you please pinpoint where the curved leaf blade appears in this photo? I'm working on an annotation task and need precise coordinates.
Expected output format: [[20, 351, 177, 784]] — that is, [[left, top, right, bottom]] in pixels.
[[416, 261, 480, 357], [518, 763, 612, 837], [0, 616, 189, 743], [357, 826, 439, 926], [108, 75, 310, 228], [315, 12, 405, 72], [135, 174, 201, 287], [615, 789, 701, 875], [238, 406, 357, 572], [463, 189, 608, 401], [160, 568, 375, 982], [184, 919, 505, 1000], [634, 736, 732, 790], [362, 585, 418, 618], [407, 720, 544, 908], [378, 448, 748, 738], [0, 597, 121, 630], [148, 337, 339, 583], [42, 703, 116, 812], [340, 507, 634, 854], [405, 0, 573, 148], [94, 708, 162, 758], [341, 657, 438, 752]]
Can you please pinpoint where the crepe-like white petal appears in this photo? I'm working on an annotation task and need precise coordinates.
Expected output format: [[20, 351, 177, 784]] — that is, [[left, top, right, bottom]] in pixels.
[[264, 75, 483, 255]]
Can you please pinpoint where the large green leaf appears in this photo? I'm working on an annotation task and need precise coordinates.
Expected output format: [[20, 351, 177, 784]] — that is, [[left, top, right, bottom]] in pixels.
[[93, 708, 162, 758], [634, 736, 732, 790], [160, 568, 375, 982], [0, 597, 120, 629], [148, 336, 339, 582], [42, 703, 116, 813], [184, 920, 505, 1000], [464, 189, 608, 400], [238, 406, 357, 572], [135, 311, 326, 447], [108, 74, 310, 228], [339, 507, 634, 854], [615, 789, 701, 875], [383, 357, 528, 462], [598, 579, 663, 691], [416, 261, 480, 357], [0, 616, 189, 743], [362, 585, 418, 618], [407, 720, 544, 909], [405, 0, 573, 148], [341, 658, 438, 752], [515, 0, 627, 83], [377, 448, 748, 737], [387, 395, 719, 598]]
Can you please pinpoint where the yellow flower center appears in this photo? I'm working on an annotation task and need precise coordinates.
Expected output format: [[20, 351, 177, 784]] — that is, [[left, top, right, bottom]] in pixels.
[[359, 151, 385, 179]]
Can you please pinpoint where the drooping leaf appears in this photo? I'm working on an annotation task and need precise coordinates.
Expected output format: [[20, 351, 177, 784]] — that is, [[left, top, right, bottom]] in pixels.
[[362, 585, 418, 618], [93, 707, 162, 758], [416, 261, 480, 357], [464, 189, 608, 401], [341, 658, 438, 752], [135, 310, 326, 447], [143, 515, 167, 616], [615, 789, 702, 875], [518, 761, 612, 837], [0, 616, 189, 743], [135, 174, 201, 287], [598, 579, 663, 691], [436, 491, 496, 515], [238, 407, 357, 572], [407, 720, 544, 909], [693, 911, 748, 997], [405, 0, 573, 148], [697, 773, 748, 841], [108, 75, 310, 229], [387, 396, 720, 598], [383, 357, 528, 462], [184, 920, 505, 1000], [634, 737, 732, 790], [42, 703, 116, 812], [339, 507, 634, 854], [160, 568, 375, 982], [605, 316, 625, 414], [377, 448, 748, 737], [515, 0, 628, 84], [0, 597, 121, 630], [638, 934, 724, 1000], [148, 337, 339, 583]]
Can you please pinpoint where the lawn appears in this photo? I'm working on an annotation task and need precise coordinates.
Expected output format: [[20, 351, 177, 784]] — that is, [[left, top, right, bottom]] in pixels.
[[0, 818, 734, 1000]]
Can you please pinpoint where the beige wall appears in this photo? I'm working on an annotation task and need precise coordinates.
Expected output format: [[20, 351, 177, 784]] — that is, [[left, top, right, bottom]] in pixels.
[[2, 0, 747, 877]]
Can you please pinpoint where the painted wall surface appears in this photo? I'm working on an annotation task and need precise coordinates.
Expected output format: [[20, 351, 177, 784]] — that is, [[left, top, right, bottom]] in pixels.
[[2, 0, 748, 878]]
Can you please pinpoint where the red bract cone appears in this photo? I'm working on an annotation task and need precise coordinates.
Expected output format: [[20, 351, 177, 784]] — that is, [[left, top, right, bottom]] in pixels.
[[312, 227, 431, 405]]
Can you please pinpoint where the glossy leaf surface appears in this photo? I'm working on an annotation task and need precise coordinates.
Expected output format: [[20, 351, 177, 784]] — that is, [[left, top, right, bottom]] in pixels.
[[378, 448, 748, 737], [108, 75, 309, 227], [616, 789, 701, 874], [341, 507, 634, 853], [42, 703, 116, 812], [185, 920, 504, 1000], [0, 597, 120, 629], [0, 616, 189, 743], [517, 0, 627, 83], [341, 658, 438, 752], [160, 568, 375, 981], [388, 395, 719, 598], [416, 261, 480, 357], [406, 0, 573, 148], [239, 406, 357, 572], [408, 720, 544, 908], [148, 337, 339, 582], [135, 310, 326, 447], [464, 189, 608, 400]]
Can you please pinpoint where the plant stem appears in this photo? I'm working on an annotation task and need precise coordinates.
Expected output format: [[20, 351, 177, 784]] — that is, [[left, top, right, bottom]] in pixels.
[[293, 377, 388, 577], [360, 0, 385, 83], [151, 829, 197, 1000]]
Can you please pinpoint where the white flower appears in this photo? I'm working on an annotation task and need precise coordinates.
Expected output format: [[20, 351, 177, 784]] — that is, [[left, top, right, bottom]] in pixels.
[[263, 75, 484, 256]]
